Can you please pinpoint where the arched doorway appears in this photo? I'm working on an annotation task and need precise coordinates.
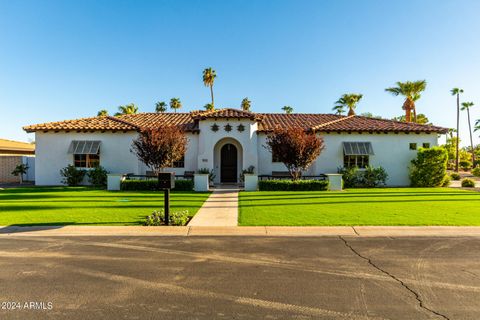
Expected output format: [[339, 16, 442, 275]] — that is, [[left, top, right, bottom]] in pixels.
[[220, 143, 238, 183]]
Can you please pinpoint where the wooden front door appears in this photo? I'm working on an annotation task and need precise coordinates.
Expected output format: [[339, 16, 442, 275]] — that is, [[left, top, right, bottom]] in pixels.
[[221, 144, 237, 183]]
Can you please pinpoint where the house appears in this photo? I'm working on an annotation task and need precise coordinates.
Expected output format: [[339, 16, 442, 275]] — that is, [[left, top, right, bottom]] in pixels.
[[0, 138, 35, 183], [23, 108, 448, 186]]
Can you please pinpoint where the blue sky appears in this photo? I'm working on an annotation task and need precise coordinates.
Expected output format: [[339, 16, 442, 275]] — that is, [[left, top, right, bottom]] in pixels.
[[1, 0, 479, 145]]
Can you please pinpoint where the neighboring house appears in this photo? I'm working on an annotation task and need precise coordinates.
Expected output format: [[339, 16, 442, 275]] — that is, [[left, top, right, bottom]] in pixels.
[[0, 138, 35, 183], [24, 108, 448, 186]]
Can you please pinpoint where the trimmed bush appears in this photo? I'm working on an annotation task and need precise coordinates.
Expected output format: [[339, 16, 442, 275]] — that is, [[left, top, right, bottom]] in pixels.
[[450, 172, 461, 180], [461, 178, 476, 188], [60, 165, 86, 186], [87, 166, 109, 188], [337, 166, 388, 188], [442, 175, 451, 187], [144, 209, 189, 226], [472, 167, 480, 177], [410, 147, 448, 187], [459, 160, 472, 171], [258, 180, 329, 191], [120, 179, 194, 191]]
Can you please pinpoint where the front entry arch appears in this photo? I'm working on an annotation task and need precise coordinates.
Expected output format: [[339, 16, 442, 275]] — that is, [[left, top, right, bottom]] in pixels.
[[220, 144, 237, 183]]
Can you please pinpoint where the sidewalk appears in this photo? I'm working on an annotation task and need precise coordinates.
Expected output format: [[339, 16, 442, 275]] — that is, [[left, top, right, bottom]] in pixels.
[[187, 185, 239, 226], [1, 226, 480, 237]]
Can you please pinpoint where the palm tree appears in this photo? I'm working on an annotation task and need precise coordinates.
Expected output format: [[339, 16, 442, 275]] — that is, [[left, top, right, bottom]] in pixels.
[[461, 102, 476, 167], [334, 94, 363, 116], [97, 109, 108, 116], [385, 80, 427, 123], [451, 88, 464, 172], [170, 98, 182, 113], [115, 103, 138, 116], [332, 105, 346, 115], [204, 103, 214, 111], [282, 106, 293, 114], [155, 101, 167, 113], [241, 97, 251, 111], [203, 68, 216, 107]]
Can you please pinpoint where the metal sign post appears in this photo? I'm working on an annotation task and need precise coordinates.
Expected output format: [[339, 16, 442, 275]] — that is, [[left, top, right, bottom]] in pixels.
[[158, 172, 175, 226]]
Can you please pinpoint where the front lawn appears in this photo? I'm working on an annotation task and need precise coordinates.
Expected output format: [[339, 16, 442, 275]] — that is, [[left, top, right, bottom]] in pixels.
[[239, 188, 480, 226], [0, 187, 210, 226]]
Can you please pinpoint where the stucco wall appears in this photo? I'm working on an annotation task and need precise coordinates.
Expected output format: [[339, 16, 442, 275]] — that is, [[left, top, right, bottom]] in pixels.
[[257, 132, 438, 186], [197, 119, 258, 183], [35, 131, 140, 185]]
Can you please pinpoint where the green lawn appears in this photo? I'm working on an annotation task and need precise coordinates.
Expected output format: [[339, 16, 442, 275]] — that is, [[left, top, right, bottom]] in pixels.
[[239, 188, 480, 226], [0, 187, 210, 226]]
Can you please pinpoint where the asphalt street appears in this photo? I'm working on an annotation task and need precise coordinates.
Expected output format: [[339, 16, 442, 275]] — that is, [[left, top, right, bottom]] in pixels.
[[0, 236, 479, 319]]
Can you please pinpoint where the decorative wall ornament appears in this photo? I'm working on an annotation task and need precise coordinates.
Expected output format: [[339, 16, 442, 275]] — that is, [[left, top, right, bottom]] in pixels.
[[237, 124, 245, 132], [224, 124, 232, 132], [211, 123, 219, 132]]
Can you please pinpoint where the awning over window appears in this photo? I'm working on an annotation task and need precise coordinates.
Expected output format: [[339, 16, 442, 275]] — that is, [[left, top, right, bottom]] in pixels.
[[343, 142, 374, 156], [68, 140, 101, 154]]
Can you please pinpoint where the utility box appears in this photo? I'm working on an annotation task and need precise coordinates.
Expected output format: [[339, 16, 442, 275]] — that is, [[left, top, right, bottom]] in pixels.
[[158, 172, 175, 189]]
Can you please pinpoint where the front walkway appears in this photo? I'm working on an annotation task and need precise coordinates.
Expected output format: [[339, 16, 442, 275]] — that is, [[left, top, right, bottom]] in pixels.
[[187, 184, 239, 226]]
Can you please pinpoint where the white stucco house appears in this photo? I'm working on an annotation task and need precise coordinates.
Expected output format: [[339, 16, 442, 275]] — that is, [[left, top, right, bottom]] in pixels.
[[24, 108, 448, 187]]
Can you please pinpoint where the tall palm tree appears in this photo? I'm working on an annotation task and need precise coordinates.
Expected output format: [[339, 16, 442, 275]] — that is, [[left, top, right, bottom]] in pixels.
[[97, 109, 108, 116], [282, 106, 293, 114], [334, 94, 363, 116], [332, 105, 346, 115], [461, 102, 476, 167], [203, 68, 216, 107], [451, 88, 464, 172], [241, 97, 251, 111], [385, 80, 427, 123], [115, 103, 138, 116], [155, 101, 167, 113], [169, 98, 182, 113], [204, 103, 214, 111]]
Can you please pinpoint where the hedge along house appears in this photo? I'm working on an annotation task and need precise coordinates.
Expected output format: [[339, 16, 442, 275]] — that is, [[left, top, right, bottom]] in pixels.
[[24, 108, 448, 187]]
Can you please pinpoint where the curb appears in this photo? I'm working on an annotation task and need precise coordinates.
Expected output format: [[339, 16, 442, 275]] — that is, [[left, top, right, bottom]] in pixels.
[[1, 226, 480, 237]]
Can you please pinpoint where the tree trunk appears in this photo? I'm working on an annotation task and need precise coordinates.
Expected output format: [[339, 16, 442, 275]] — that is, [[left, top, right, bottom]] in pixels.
[[456, 94, 460, 172], [210, 85, 214, 108], [403, 99, 412, 122], [413, 105, 417, 123], [467, 108, 476, 167], [347, 107, 355, 116]]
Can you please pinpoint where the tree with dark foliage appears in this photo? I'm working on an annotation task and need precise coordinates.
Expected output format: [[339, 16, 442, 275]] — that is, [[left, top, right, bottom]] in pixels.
[[131, 127, 187, 174], [265, 128, 324, 180]]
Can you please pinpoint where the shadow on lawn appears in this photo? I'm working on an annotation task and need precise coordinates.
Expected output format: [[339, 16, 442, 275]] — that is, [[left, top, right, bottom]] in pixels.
[[239, 197, 480, 208]]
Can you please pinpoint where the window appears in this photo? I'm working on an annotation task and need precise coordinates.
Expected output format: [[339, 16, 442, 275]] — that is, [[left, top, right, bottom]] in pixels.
[[344, 155, 369, 169], [172, 156, 185, 168], [74, 154, 100, 168], [409, 143, 417, 150], [422, 143, 430, 148], [342, 142, 374, 169], [68, 140, 101, 168]]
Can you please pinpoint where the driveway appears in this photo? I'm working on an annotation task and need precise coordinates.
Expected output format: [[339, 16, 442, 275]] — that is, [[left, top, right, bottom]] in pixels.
[[0, 236, 479, 319]]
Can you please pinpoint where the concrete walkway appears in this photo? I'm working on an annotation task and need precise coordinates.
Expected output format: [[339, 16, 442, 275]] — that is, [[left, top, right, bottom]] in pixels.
[[187, 185, 239, 226], [1, 226, 480, 237]]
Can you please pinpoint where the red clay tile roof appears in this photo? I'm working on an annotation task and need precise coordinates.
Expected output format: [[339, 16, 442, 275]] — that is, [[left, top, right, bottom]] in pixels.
[[23, 110, 449, 134], [191, 108, 261, 120]]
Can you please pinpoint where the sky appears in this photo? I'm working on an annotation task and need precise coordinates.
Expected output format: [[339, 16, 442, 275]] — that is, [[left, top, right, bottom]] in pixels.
[[1, 0, 479, 146]]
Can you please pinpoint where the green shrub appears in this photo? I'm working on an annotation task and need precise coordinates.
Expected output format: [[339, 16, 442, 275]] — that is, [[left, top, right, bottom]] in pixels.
[[87, 166, 109, 188], [459, 160, 472, 171], [120, 179, 193, 191], [60, 165, 86, 186], [442, 175, 451, 187], [410, 147, 448, 187], [258, 180, 329, 191], [337, 166, 388, 188], [471, 167, 480, 177], [461, 178, 476, 188], [450, 172, 461, 180], [144, 209, 189, 226]]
